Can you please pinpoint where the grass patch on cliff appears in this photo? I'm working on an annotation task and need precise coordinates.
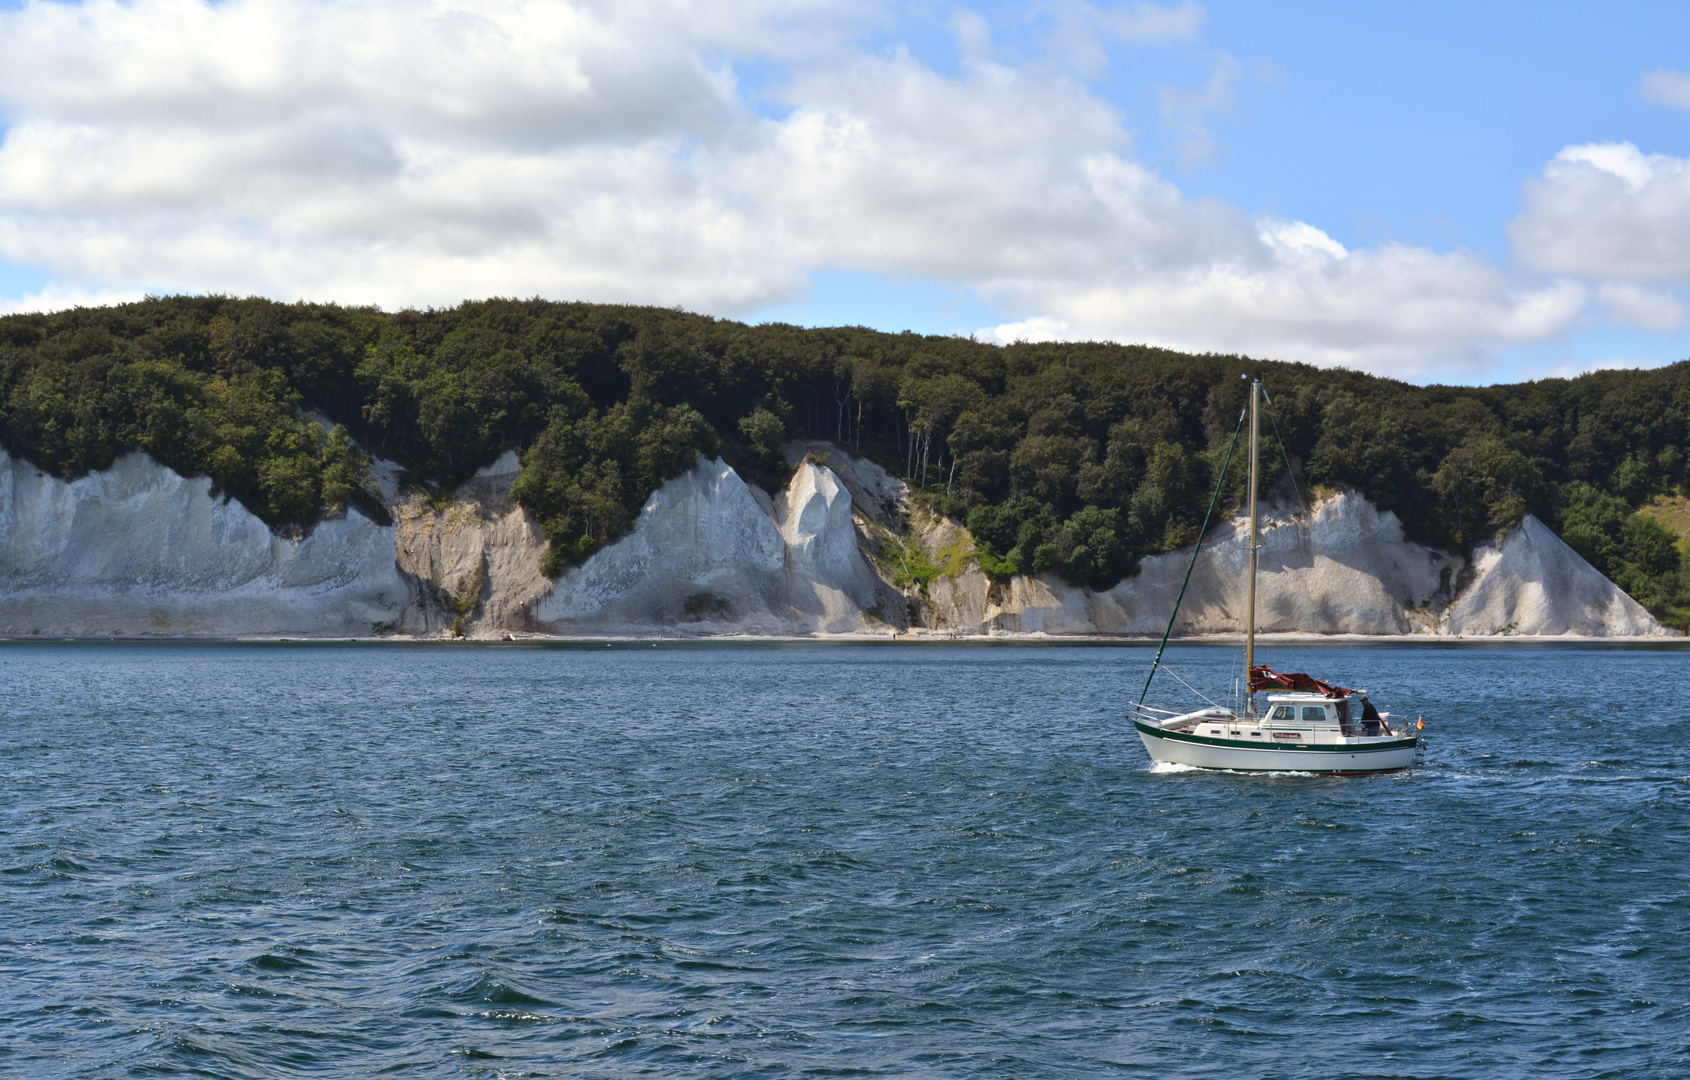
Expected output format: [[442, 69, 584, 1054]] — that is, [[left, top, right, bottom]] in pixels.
[[440, 561, 487, 637], [875, 526, 978, 597], [876, 535, 941, 593], [934, 535, 977, 579]]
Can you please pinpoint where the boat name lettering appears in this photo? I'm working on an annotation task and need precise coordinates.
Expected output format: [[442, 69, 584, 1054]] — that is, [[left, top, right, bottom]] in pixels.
[[1271, 732, 1302, 740]]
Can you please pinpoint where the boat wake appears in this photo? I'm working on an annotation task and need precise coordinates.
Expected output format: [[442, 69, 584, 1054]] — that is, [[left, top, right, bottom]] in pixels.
[[1148, 760, 1376, 779], [1148, 761, 1205, 774]]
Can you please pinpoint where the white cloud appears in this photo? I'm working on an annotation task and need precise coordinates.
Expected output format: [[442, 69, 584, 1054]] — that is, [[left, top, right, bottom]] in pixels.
[[1105, 1, 1206, 43], [1540, 355, 1681, 381], [1596, 282, 1683, 332], [981, 314, 1071, 345], [1556, 142, 1655, 188], [0, 0, 1596, 378], [1640, 68, 1690, 111], [949, 9, 995, 64], [1070, 0, 1206, 47], [0, 0, 829, 311], [990, 245, 1587, 377], [0, 282, 145, 316], [1046, 2, 1206, 76], [1157, 52, 1241, 169], [1258, 218, 1347, 261], [1511, 141, 1690, 282]]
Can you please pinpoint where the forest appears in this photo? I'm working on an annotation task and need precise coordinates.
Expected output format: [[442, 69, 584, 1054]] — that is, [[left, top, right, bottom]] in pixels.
[[3, 295, 1689, 626]]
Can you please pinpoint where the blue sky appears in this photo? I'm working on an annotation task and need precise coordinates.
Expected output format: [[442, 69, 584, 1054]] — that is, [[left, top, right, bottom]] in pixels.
[[750, 1, 1690, 379], [1146, 2, 1690, 253], [2, 0, 1689, 384]]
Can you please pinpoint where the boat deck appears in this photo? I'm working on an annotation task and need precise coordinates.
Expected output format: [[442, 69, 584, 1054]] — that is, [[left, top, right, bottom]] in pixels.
[[1142, 700, 1413, 748]]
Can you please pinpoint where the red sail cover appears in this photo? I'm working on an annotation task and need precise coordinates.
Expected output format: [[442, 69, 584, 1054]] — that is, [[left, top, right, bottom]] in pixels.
[[1249, 665, 1352, 698]]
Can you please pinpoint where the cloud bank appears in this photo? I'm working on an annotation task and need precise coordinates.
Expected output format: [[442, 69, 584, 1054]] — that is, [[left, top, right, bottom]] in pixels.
[[0, 0, 1668, 378], [1512, 143, 1690, 286]]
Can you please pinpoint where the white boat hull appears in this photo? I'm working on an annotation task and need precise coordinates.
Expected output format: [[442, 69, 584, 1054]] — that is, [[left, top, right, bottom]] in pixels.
[[1134, 718, 1418, 774]]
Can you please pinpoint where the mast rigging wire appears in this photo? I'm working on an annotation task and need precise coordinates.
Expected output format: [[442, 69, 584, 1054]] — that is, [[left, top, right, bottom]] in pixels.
[[1263, 396, 1310, 523], [1261, 388, 1328, 679], [1134, 400, 1248, 717], [1159, 662, 1225, 711]]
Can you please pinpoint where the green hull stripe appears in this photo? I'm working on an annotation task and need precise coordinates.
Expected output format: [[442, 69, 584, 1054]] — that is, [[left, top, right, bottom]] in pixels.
[[1145, 764, 1404, 774], [1133, 718, 1419, 754]]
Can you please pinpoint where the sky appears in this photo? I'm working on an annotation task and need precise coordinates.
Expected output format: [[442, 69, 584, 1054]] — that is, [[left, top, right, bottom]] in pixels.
[[1, 1, 1689, 385]]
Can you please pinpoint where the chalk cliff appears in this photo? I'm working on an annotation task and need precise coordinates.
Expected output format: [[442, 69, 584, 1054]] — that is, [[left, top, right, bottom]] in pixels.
[[389, 450, 553, 636], [533, 458, 889, 635], [0, 443, 1670, 638], [919, 490, 1669, 638], [0, 448, 412, 636], [1444, 515, 1662, 636]]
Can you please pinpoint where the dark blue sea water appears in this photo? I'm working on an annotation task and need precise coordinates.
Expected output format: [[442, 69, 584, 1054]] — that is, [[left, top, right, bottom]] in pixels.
[[2, 641, 1687, 1078]]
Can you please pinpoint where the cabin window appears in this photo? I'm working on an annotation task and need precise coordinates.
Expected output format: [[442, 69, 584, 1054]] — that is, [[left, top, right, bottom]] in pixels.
[[1271, 706, 1294, 720], [1302, 706, 1327, 723]]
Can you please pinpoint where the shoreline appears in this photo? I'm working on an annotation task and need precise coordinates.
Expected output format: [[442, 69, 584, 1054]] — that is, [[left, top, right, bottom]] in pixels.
[[3, 631, 1687, 647]]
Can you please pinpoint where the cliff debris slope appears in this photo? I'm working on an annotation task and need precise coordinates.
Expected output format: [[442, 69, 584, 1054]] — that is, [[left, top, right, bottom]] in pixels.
[[390, 450, 553, 637], [0, 449, 412, 637], [533, 458, 884, 635]]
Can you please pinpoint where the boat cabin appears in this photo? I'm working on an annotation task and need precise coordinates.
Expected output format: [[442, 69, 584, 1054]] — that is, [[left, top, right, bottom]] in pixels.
[[1174, 688, 1396, 745], [1260, 691, 1390, 738]]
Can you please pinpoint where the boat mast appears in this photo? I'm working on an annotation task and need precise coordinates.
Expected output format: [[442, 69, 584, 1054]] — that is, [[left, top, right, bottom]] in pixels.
[[1244, 378, 1260, 716]]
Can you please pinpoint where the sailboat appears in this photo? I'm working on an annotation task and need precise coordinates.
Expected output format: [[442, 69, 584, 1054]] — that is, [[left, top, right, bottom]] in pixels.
[[1131, 377, 1422, 775]]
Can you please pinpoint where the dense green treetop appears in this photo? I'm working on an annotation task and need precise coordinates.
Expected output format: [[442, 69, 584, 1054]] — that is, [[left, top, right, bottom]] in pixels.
[[3, 296, 1688, 624]]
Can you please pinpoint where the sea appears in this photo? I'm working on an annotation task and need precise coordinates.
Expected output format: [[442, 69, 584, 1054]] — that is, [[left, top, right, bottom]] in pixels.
[[2, 640, 1686, 1079]]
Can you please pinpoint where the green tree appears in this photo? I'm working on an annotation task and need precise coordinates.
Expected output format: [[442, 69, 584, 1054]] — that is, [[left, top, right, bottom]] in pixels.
[[1431, 437, 1547, 548]]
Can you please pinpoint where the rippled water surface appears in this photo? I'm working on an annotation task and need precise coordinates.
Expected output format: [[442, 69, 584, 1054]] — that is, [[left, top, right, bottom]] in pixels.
[[3, 641, 1688, 1078]]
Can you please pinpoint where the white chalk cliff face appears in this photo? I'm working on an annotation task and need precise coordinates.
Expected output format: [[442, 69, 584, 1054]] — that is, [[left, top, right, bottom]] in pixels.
[[1446, 515, 1661, 636], [928, 493, 1452, 636], [0, 442, 1670, 638], [922, 491, 1670, 638], [533, 458, 883, 634], [0, 449, 412, 636]]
